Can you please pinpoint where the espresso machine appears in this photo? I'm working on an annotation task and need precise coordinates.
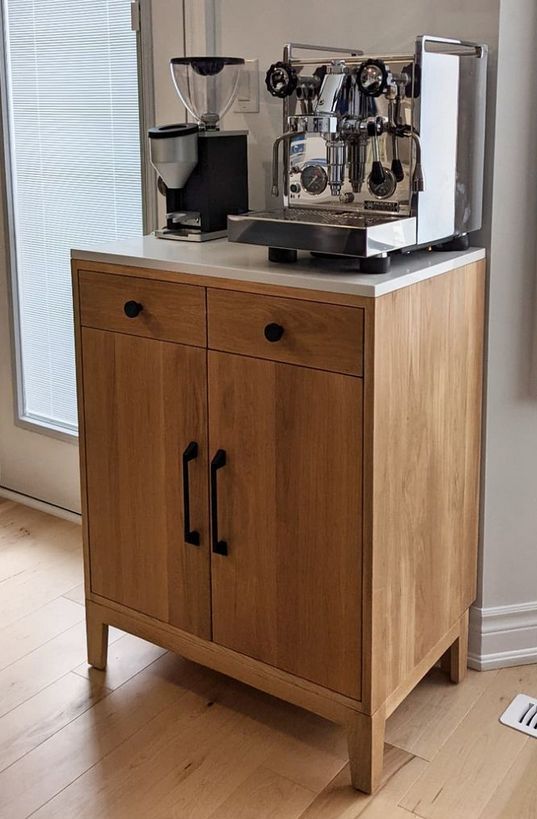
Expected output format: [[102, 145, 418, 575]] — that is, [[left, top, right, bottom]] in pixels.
[[149, 57, 248, 241], [228, 36, 487, 271]]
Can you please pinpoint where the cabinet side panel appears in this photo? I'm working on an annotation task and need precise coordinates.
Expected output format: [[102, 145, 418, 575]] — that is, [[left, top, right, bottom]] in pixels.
[[371, 260, 485, 710]]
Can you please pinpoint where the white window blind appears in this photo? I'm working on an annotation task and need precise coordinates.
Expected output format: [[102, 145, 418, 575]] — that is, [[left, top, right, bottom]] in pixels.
[[2, 0, 143, 433]]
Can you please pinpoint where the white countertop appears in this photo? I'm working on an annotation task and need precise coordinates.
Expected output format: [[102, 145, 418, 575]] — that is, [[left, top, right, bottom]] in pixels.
[[71, 236, 486, 298]]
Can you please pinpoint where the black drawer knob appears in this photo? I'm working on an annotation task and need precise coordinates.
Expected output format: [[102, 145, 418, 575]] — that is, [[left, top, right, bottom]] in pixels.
[[124, 300, 143, 318], [264, 322, 284, 342]]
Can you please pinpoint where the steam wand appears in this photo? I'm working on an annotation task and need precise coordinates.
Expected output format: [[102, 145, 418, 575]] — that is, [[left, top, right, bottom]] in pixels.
[[390, 123, 425, 192], [271, 129, 306, 197]]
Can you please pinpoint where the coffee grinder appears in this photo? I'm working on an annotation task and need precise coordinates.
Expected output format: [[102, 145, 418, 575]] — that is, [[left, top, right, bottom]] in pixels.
[[149, 57, 248, 241]]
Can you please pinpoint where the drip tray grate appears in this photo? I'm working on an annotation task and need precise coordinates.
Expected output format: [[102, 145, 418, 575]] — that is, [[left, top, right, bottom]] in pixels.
[[500, 694, 537, 738]]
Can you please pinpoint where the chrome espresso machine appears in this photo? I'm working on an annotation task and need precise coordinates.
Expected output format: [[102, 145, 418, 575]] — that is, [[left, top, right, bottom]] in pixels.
[[228, 35, 487, 271]]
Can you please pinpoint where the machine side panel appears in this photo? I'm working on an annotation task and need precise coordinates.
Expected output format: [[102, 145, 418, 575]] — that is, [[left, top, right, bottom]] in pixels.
[[416, 52, 459, 245]]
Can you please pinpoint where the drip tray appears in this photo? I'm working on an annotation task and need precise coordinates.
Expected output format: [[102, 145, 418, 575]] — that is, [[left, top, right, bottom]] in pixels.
[[228, 208, 417, 258]]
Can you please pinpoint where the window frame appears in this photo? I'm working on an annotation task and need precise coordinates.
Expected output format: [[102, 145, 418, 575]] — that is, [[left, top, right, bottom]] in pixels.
[[0, 0, 156, 442]]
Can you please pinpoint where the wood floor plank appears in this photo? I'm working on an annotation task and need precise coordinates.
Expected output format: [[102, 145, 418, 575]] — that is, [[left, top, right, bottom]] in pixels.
[[72, 632, 168, 690], [31, 674, 258, 818], [0, 620, 122, 718], [0, 503, 82, 627], [216, 683, 348, 792], [0, 596, 84, 671], [0, 653, 218, 818], [385, 667, 498, 760], [297, 746, 427, 819], [208, 766, 315, 819], [0, 502, 79, 561], [478, 739, 537, 819], [400, 664, 537, 819], [0, 549, 83, 628], [62, 583, 85, 605], [0, 671, 109, 772]]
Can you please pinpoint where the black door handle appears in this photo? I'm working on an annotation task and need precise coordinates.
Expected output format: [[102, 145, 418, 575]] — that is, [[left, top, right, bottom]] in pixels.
[[182, 441, 200, 546], [124, 300, 143, 318], [210, 449, 228, 555]]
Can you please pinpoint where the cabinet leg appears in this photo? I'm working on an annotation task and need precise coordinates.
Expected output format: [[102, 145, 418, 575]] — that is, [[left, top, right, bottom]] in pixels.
[[441, 610, 469, 683], [346, 708, 386, 794], [86, 603, 109, 670]]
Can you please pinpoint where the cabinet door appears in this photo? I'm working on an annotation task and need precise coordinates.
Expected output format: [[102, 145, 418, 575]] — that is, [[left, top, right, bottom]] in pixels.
[[209, 351, 363, 699], [82, 328, 210, 638]]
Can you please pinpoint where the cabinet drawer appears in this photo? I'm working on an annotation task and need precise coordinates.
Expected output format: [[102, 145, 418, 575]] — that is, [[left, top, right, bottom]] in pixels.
[[78, 270, 206, 346], [207, 289, 364, 375]]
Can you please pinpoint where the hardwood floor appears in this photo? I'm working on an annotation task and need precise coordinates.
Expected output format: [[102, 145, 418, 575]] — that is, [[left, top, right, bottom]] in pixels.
[[0, 496, 533, 819]]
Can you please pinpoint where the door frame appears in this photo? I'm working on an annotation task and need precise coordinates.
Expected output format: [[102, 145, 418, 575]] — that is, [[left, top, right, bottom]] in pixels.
[[0, 0, 157, 511], [0, 0, 157, 442]]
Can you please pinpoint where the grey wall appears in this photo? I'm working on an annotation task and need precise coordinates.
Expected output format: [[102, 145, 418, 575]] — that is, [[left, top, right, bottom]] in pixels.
[[480, 0, 537, 609], [213, 0, 500, 227]]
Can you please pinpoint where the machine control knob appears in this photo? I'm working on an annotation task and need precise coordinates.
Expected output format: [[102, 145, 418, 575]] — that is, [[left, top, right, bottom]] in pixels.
[[290, 183, 301, 194], [357, 59, 389, 97], [264, 323, 284, 342], [124, 300, 143, 318], [265, 61, 298, 98]]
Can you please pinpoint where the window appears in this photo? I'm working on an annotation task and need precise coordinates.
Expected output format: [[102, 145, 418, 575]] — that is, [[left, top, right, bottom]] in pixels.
[[1, 0, 144, 434]]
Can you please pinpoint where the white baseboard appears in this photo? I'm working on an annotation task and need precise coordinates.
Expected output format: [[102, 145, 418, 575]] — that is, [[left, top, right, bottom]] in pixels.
[[0, 486, 81, 524], [469, 601, 537, 670]]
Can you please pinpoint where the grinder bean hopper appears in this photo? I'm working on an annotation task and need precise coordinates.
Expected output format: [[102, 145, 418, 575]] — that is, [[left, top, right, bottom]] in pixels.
[[149, 56, 249, 241]]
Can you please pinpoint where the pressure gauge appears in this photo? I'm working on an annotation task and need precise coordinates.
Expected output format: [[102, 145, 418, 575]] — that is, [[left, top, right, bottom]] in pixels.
[[300, 164, 328, 195], [368, 167, 397, 199]]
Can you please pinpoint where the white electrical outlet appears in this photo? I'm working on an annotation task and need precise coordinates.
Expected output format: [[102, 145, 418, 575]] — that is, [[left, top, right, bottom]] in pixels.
[[235, 58, 259, 113]]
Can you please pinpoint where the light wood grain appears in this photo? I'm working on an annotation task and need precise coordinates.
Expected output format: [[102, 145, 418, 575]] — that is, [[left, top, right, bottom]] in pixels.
[[0, 621, 115, 718], [75, 258, 374, 309], [0, 501, 83, 628], [4, 499, 537, 819], [478, 740, 537, 819], [86, 603, 108, 669], [78, 269, 206, 346], [0, 671, 108, 773], [347, 708, 386, 794], [74, 632, 167, 690], [63, 583, 85, 605], [368, 261, 485, 712], [208, 767, 316, 819], [0, 652, 217, 818], [72, 257, 486, 793], [32, 682, 278, 818], [0, 596, 83, 671], [0, 501, 78, 578], [298, 746, 426, 819], [441, 609, 469, 683], [401, 662, 537, 819], [385, 666, 498, 761], [207, 288, 364, 375], [82, 328, 211, 637], [89, 598, 362, 723], [208, 351, 363, 699]]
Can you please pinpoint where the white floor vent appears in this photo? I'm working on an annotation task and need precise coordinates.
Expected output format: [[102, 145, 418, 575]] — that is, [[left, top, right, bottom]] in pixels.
[[500, 694, 537, 737]]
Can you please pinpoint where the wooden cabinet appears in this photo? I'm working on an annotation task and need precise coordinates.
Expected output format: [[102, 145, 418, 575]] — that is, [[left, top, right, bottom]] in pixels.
[[82, 329, 210, 638], [208, 351, 363, 698], [73, 258, 485, 795]]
